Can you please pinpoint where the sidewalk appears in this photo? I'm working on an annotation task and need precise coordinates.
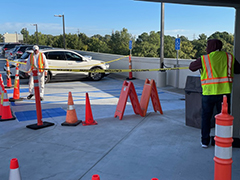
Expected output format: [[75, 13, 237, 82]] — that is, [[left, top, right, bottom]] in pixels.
[[0, 74, 239, 180]]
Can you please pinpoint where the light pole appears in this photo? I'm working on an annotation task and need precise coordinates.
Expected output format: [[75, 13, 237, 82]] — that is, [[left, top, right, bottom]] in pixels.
[[54, 14, 66, 49], [160, 3, 164, 69], [32, 24, 38, 44]]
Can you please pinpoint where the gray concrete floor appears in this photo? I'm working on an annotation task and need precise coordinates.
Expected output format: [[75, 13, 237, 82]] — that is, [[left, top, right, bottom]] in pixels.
[[0, 73, 239, 180]]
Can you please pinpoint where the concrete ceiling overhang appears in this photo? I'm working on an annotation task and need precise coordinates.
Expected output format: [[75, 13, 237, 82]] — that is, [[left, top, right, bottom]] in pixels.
[[136, 0, 240, 8]]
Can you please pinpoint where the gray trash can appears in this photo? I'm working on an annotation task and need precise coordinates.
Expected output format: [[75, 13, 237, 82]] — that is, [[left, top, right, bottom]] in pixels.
[[185, 76, 216, 129]]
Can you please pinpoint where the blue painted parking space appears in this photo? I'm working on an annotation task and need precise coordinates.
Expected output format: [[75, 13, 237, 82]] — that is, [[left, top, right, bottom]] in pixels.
[[15, 108, 66, 122], [6, 88, 29, 94]]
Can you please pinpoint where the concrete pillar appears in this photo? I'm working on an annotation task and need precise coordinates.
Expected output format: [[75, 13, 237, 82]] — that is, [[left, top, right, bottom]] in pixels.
[[156, 71, 166, 87], [232, 8, 240, 138]]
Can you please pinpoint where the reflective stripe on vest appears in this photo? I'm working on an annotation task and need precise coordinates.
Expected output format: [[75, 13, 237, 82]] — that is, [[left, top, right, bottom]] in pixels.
[[30, 52, 44, 72], [200, 51, 234, 95]]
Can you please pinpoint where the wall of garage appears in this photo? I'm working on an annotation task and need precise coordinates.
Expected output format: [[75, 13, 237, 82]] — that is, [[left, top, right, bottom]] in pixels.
[[77, 50, 198, 89]]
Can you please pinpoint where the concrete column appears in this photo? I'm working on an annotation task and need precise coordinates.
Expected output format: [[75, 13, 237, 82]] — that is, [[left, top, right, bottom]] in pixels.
[[232, 8, 240, 138], [156, 71, 166, 87]]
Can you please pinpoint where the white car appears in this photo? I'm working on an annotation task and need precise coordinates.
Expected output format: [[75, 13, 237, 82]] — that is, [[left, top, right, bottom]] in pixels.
[[5, 49, 110, 82]]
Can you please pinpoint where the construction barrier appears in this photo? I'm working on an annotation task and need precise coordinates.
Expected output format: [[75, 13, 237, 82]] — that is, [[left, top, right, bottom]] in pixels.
[[214, 95, 234, 180], [140, 79, 163, 116], [114, 81, 143, 120], [82, 92, 98, 126], [9, 158, 21, 180], [5, 60, 12, 88], [9, 64, 24, 102], [61, 91, 82, 126], [114, 79, 163, 120], [26, 70, 54, 130]]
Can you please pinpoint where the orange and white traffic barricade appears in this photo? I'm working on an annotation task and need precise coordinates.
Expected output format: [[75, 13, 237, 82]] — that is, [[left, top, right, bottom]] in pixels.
[[5, 59, 13, 88], [214, 95, 234, 180], [26, 69, 54, 130]]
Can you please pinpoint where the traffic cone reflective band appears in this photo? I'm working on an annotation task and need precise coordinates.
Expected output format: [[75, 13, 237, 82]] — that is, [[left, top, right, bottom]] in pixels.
[[82, 93, 97, 126], [61, 91, 82, 126], [0, 89, 16, 121], [9, 64, 24, 102], [6, 60, 12, 88], [92, 174, 100, 180], [214, 95, 233, 180], [9, 158, 21, 180]]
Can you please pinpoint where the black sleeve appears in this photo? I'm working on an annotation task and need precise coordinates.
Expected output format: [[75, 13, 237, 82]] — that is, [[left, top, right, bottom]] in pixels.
[[189, 57, 202, 72]]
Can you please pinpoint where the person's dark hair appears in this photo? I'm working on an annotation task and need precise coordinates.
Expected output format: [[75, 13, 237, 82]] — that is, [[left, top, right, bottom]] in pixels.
[[206, 39, 223, 54]]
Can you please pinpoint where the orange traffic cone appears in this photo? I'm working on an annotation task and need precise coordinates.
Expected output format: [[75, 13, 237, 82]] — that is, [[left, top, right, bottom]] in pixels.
[[92, 174, 100, 180], [5, 60, 13, 88], [9, 64, 24, 102], [0, 89, 16, 121], [82, 93, 97, 126], [9, 158, 21, 180], [0, 74, 4, 87], [61, 92, 82, 126], [0, 84, 4, 118]]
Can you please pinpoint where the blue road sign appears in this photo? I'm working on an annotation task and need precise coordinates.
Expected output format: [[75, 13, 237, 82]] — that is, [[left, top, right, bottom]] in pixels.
[[175, 38, 181, 50], [129, 40, 132, 50]]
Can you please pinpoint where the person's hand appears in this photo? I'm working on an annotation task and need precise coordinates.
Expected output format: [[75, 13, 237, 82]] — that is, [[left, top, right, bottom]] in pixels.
[[45, 71, 48, 76]]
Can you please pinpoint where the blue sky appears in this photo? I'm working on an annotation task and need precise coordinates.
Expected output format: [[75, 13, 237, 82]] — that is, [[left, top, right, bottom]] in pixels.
[[0, 0, 236, 40]]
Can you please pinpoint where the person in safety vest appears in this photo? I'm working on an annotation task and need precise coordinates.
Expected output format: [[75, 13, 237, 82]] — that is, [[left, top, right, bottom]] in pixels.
[[25, 45, 48, 101], [189, 39, 240, 148]]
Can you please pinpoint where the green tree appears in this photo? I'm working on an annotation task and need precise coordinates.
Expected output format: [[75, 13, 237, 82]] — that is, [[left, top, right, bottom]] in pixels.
[[0, 34, 3, 42], [180, 41, 197, 59], [164, 35, 175, 58], [208, 31, 234, 53], [20, 28, 30, 44], [88, 37, 110, 53], [134, 31, 160, 57], [192, 33, 208, 58], [109, 28, 132, 55]]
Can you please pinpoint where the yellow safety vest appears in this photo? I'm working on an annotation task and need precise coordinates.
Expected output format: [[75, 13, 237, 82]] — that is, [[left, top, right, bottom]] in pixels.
[[200, 51, 234, 95], [30, 52, 44, 73]]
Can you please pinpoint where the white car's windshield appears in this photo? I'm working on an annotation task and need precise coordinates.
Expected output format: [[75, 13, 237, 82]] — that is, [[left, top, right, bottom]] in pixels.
[[20, 52, 31, 59]]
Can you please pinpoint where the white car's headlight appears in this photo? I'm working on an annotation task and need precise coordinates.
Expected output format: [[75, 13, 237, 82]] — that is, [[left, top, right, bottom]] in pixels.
[[105, 63, 109, 69], [101, 62, 109, 69]]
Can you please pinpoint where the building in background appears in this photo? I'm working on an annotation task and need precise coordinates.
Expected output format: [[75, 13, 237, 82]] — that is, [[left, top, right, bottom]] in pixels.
[[3, 32, 23, 43]]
